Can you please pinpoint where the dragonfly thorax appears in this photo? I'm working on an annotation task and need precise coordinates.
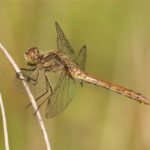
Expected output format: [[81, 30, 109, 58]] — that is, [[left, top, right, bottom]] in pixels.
[[39, 51, 70, 73]]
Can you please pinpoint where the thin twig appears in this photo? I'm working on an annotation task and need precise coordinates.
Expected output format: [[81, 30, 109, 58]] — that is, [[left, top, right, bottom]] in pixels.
[[0, 93, 9, 150], [0, 43, 51, 150]]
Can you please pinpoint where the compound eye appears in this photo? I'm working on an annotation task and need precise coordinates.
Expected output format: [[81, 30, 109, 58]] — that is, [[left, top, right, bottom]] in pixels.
[[30, 47, 39, 53], [25, 47, 39, 55]]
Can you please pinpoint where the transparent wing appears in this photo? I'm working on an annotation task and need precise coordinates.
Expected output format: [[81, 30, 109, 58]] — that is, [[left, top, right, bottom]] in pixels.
[[55, 22, 75, 59], [45, 73, 76, 118], [74, 45, 86, 71]]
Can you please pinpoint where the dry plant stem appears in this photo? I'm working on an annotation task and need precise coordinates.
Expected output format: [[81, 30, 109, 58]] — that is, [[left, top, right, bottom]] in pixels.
[[0, 93, 10, 150], [0, 43, 51, 150]]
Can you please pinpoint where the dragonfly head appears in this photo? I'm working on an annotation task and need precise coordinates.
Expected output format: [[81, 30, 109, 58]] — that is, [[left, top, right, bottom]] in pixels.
[[24, 47, 40, 66]]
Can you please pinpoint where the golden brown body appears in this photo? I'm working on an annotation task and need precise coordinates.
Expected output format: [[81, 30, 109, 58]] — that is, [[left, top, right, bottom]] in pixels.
[[22, 22, 149, 118], [36, 50, 149, 105]]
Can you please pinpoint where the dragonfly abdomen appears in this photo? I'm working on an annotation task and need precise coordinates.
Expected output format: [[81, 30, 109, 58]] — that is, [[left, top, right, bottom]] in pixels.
[[73, 69, 149, 105]]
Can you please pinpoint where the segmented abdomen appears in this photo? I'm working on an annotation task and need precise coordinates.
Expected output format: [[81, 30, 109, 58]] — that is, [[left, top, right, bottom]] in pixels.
[[69, 66, 149, 105]]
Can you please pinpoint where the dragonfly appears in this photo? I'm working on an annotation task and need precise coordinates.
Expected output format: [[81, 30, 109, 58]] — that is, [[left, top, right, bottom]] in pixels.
[[20, 22, 149, 118]]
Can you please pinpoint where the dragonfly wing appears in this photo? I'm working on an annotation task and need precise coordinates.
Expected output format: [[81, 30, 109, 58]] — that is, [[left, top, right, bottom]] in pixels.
[[55, 22, 75, 59], [74, 45, 86, 71], [45, 73, 76, 118]]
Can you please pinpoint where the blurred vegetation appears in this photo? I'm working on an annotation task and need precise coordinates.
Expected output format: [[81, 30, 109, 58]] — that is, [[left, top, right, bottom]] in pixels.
[[0, 1, 150, 150]]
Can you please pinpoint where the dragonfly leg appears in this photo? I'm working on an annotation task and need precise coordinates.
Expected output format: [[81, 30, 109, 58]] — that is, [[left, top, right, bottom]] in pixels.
[[20, 67, 36, 71], [16, 67, 37, 82], [44, 72, 53, 93], [20, 68, 40, 85], [25, 71, 53, 108], [27, 71, 39, 85], [35, 72, 53, 100], [80, 81, 83, 86], [33, 97, 49, 115]]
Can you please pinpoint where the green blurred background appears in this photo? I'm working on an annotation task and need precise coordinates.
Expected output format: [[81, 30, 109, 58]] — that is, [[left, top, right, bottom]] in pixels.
[[0, 1, 150, 150]]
